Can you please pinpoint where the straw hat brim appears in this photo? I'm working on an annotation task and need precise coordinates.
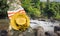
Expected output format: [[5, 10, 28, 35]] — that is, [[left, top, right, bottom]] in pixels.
[[10, 12, 30, 31]]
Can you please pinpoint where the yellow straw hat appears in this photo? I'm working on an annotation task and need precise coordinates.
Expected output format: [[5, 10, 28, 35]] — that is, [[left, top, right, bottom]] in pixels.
[[10, 12, 30, 31]]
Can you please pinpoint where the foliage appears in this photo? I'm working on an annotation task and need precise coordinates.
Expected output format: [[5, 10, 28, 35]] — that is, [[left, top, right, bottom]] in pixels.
[[21, 0, 60, 20], [0, 0, 60, 20], [28, 6, 40, 17], [21, 0, 41, 18], [40, 2, 60, 20], [49, 2, 60, 20], [0, 0, 9, 18]]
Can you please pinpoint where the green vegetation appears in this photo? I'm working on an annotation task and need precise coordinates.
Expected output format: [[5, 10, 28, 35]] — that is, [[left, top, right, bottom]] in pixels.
[[0, 0, 9, 18], [40, 2, 60, 20], [0, 0, 60, 20], [21, 0, 60, 20], [21, 0, 41, 18]]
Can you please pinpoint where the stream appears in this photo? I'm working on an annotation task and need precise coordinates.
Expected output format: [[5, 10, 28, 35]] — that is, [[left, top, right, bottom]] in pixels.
[[30, 19, 60, 32]]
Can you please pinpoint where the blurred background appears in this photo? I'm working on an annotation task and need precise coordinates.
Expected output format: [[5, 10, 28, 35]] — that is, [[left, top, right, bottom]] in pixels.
[[0, 0, 60, 20], [0, 0, 60, 36]]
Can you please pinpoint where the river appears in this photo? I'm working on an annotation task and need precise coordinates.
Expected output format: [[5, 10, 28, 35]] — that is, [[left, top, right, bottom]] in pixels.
[[30, 19, 60, 32]]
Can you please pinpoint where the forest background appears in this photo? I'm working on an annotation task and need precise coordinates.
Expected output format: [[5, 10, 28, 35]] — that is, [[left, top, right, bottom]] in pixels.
[[0, 0, 60, 20]]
